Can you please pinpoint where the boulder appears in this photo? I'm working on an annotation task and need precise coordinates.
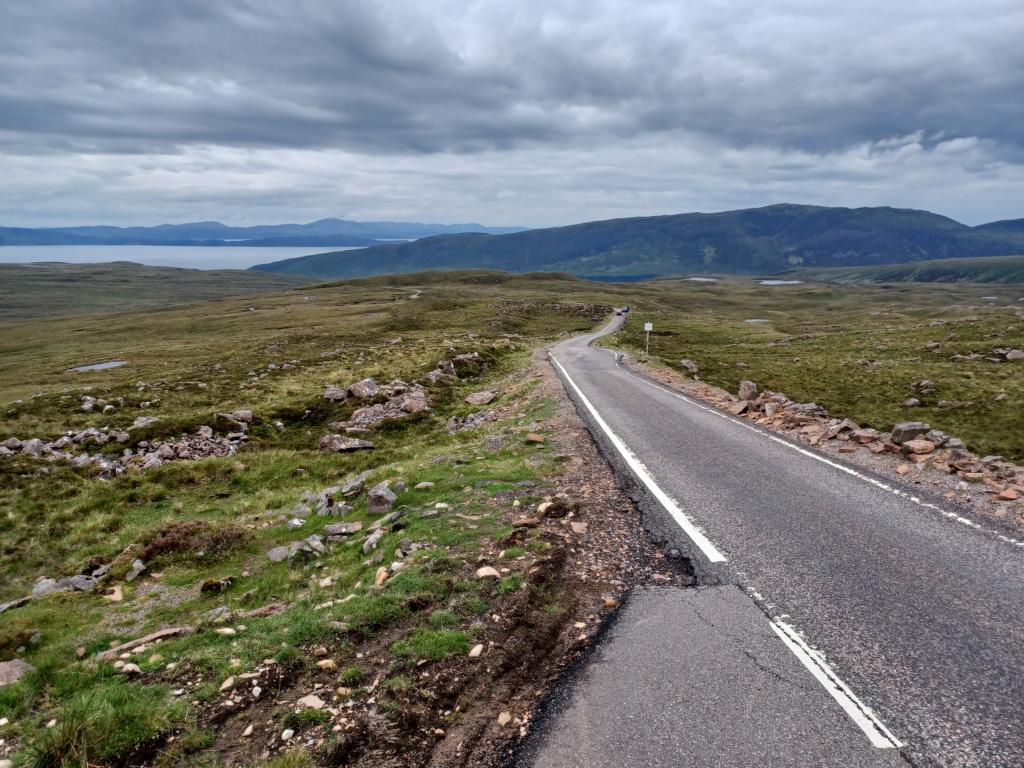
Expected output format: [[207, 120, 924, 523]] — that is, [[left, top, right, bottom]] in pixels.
[[400, 393, 429, 413], [325, 521, 362, 536], [0, 659, 36, 686], [21, 438, 46, 457], [348, 378, 379, 399], [475, 566, 500, 579], [318, 434, 375, 453], [902, 439, 936, 455], [31, 578, 68, 597], [738, 381, 758, 401], [1006, 349, 1024, 361], [679, 359, 699, 374], [342, 470, 372, 497], [891, 422, 931, 444], [903, 398, 922, 408], [367, 482, 397, 514], [323, 386, 348, 402], [466, 391, 496, 406]]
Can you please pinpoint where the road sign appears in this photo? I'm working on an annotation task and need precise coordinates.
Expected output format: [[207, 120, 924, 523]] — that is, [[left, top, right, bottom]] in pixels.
[[644, 322, 653, 332], [644, 321, 653, 355]]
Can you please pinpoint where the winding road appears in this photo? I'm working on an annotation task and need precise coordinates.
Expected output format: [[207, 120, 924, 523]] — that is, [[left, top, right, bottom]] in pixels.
[[524, 315, 1024, 767]]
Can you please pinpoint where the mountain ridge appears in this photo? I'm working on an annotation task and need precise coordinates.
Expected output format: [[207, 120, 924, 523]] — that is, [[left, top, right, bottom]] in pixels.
[[251, 203, 1024, 279]]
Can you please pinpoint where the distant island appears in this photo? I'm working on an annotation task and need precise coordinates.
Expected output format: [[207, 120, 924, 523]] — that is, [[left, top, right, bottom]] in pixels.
[[250, 203, 1024, 280], [0, 218, 525, 247]]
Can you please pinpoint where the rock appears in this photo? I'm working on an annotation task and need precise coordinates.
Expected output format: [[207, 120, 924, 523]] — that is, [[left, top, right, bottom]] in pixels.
[[286, 518, 305, 531], [497, 711, 512, 727], [103, 585, 124, 602], [125, 559, 147, 582], [891, 422, 931, 444], [570, 521, 588, 534], [229, 409, 253, 423], [679, 359, 699, 374], [0, 596, 31, 614], [21, 438, 45, 457], [214, 627, 236, 637], [219, 676, 236, 692], [911, 379, 936, 394], [323, 385, 348, 402], [728, 400, 748, 415], [32, 578, 68, 597], [131, 416, 160, 430], [415, 481, 434, 490], [1005, 349, 1023, 361], [484, 435, 505, 452], [738, 381, 758, 401], [318, 434, 375, 453], [374, 567, 391, 586], [362, 529, 385, 554], [98, 627, 194, 660], [281, 728, 295, 741], [342, 470, 372, 497], [895, 463, 913, 476], [367, 482, 397, 514], [850, 429, 878, 444], [316, 659, 337, 670], [296, 694, 326, 710], [525, 433, 545, 444], [0, 659, 36, 686], [120, 663, 142, 675], [325, 521, 362, 536], [998, 487, 1020, 501], [348, 378, 379, 399], [476, 566, 500, 579], [401, 393, 429, 413], [266, 546, 290, 563], [466, 391, 496, 406], [902, 439, 936, 455], [468, 644, 484, 658]]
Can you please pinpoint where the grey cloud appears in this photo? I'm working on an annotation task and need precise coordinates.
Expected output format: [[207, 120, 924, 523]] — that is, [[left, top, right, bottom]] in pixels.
[[1, 0, 1023, 157]]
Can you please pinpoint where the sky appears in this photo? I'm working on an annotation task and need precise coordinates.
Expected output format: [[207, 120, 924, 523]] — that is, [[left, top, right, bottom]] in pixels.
[[1, 0, 1022, 228]]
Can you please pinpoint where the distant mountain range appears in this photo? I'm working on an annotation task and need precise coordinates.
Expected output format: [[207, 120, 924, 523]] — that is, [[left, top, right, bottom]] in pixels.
[[0, 218, 525, 247], [250, 204, 1024, 280]]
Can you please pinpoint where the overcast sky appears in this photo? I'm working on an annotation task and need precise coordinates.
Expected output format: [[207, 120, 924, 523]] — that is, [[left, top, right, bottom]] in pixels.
[[1, 0, 1022, 228]]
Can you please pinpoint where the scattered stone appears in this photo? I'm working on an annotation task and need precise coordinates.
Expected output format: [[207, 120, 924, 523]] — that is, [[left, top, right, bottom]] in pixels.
[[525, 433, 545, 444], [319, 434, 375, 453], [219, 676, 236, 692], [296, 694, 326, 710], [895, 463, 913, 476], [466, 390, 497, 406], [342, 470, 372, 497], [903, 398, 921, 408], [98, 627, 194, 660], [484, 435, 505, 452], [891, 422, 931, 444], [475, 566, 500, 579], [728, 400, 748, 415], [317, 659, 337, 670], [0, 659, 36, 686], [374, 567, 391, 586], [998, 487, 1020, 501], [363, 529, 385, 554], [103, 585, 124, 603], [325, 521, 362, 536], [120, 663, 142, 675], [497, 711, 512, 727], [902, 439, 936, 455], [214, 627, 237, 637], [678, 359, 699, 374], [738, 380, 758, 401], [415, 481, 434, 490], [367, 482, 397, 514], [348, 378, 379, 399], [281, 728, 295, 741], [468, 644, 484, 658], [125, 558, 147, 582], [323, 385, 348, 402]]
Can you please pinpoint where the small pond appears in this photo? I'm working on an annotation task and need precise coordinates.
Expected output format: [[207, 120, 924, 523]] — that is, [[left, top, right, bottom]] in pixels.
[[67, 360, 127, 372], [758, 279, 804, 286]]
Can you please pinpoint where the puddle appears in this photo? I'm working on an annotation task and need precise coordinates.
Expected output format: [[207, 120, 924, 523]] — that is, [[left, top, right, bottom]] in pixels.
[[685, 277, 719, 283], [744, 319, 770, 324], [758, 280, 803, 286], [67, 360, 127, 372]]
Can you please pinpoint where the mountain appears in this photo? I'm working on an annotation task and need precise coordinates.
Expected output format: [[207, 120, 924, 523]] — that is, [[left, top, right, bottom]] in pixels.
[[0, 218, 524, 247], [794, 255, 1024, 284], [250, 204, 1024, 279], [974, 218, 1024, 246]]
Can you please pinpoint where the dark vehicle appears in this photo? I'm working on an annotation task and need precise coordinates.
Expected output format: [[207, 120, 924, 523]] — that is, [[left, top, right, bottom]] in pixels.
[[623, 305, 630, 313]]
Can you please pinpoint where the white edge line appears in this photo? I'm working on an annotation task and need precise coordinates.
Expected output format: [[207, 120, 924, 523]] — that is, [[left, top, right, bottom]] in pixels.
[[769, 620, 903, 749], [614, 357, 1024, 550], [549, 352, 727, 563]]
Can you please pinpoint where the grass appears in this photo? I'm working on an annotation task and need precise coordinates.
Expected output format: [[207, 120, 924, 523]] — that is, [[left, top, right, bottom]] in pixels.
[[601, 276, 1024, 461], [0, 261, 311, 320], [391, 629, 471, 661], [795, 255, 1024, 284]]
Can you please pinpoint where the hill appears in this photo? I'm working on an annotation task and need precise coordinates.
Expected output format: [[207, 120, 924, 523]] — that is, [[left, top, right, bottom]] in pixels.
[[0, 261, 311, 319], [250, 204, 1024, 280], [0, 217, 524, 247], [974, 217, 1024, 246], [794, 255, 1024, 284]]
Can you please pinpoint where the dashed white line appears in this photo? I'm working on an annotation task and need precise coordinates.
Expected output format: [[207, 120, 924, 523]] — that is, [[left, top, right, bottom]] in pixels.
[[769, 619, 904, 749], [549, 352, 727, 563]]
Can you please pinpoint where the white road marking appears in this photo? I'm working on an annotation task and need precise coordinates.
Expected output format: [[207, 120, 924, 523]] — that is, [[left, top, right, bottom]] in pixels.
[[769, 619, 904, 749], [549, 352, 727, 563], [612, 355, 1024, 550]]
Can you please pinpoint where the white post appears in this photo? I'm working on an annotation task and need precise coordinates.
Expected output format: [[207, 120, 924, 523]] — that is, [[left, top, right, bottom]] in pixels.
[[644, 321, 653, 356]]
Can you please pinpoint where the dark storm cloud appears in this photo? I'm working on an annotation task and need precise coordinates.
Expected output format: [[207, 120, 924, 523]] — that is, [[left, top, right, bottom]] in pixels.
[[2, 0, 1022, 157]]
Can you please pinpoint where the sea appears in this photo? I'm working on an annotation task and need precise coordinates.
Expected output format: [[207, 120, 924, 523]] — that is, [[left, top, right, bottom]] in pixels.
[[0, 245, 365, 270]]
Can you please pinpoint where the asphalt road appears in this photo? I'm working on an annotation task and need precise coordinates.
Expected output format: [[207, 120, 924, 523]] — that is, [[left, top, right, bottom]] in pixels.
[[530, 316, 1024, 767]]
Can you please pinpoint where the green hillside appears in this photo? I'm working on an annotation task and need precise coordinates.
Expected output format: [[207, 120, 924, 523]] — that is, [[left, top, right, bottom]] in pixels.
[[252, 204, 1023, 280], [795, 255, 1024, 284]]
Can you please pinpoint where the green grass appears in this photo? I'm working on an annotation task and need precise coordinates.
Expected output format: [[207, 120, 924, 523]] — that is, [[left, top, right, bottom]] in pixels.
[[391, 629, 471, 661], [0, 261, 312, 320], [795, 255, 1024, 284]]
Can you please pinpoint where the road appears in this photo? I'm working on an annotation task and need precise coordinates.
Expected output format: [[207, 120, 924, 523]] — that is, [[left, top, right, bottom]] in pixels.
[[525, 315, 1024, 767]]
